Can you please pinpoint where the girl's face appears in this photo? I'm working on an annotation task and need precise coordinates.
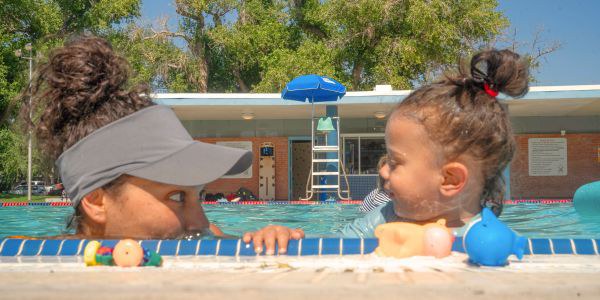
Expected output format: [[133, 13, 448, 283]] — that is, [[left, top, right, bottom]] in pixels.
[[380, 116, 454, 221], [101, 176, 209, 239]]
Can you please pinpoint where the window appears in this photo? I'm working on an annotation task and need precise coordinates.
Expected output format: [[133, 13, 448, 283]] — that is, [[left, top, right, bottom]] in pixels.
[[344, 138, 359, 174], [342, 135, 385, 175], [360, 138, 386, 174]]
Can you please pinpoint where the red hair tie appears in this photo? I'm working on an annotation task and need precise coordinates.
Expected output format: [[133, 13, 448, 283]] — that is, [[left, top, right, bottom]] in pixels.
[[483, 83, 499, 98]]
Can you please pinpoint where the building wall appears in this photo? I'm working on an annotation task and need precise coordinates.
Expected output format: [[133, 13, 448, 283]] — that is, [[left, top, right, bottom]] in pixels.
[[181, 117, 385, 138], [510, 133, 600, 198], [195, 137, 289, 200]]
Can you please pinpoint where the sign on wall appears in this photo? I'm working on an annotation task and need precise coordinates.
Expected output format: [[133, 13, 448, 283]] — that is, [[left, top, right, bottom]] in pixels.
[[528, 138, 567, 176], [216, 141, 253, 178]]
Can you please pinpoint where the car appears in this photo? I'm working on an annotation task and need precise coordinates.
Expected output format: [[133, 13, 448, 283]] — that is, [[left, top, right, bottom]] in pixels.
[[9, 184, 46, 196], [9, 185, 27, 195]]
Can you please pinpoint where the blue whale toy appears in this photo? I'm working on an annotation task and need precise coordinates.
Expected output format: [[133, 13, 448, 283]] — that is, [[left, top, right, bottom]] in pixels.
[[463, 207, 527, 266]]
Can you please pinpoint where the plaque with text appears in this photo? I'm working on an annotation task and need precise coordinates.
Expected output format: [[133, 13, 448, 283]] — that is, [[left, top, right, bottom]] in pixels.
[[528, 138, 567, 176]]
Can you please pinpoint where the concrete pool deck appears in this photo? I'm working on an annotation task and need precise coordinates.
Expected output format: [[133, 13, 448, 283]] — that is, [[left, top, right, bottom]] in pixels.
[[1, 254, 599, 299]]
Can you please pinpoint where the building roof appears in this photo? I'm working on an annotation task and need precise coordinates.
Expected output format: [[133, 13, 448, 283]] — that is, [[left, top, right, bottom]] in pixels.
[[153, 85, 600, 120]]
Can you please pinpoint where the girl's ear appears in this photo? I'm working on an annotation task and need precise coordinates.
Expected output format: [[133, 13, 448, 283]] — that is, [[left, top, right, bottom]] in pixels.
[[80, 189, 108, 225], [440, 162, 468, 197]]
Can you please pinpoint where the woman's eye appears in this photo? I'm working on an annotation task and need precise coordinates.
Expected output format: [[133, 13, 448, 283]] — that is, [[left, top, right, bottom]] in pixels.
[[168, 191, 186, 203]]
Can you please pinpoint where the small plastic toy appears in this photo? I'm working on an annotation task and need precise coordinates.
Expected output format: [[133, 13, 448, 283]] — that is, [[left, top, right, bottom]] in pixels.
[[83, 239, 163, 267], [463, 207, 527, 266], [374, 219, 454, 258]]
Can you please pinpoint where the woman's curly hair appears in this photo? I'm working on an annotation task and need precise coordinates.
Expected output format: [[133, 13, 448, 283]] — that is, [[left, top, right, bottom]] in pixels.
[[23, 35, 154, 160]]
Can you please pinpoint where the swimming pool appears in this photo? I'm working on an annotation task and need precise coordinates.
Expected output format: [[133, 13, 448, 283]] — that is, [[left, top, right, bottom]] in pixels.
[[1, 203, 599, 238]]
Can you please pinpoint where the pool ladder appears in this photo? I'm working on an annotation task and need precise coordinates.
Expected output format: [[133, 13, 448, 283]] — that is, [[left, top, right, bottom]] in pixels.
[[301, 116, 351, 201]]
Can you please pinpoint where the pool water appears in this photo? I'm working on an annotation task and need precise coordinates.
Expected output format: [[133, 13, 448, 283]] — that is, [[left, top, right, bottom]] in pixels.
[[1, 203, 599, 238]]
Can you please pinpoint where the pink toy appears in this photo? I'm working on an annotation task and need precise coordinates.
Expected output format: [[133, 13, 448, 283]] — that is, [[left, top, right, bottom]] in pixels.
[[112, 239, 145, 267], [375, 219, 455, 259]]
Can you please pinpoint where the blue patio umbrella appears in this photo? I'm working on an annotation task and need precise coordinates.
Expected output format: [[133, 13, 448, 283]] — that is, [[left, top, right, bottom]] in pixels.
[[282, 74, 346, 201], [281, 74, 346, 103]]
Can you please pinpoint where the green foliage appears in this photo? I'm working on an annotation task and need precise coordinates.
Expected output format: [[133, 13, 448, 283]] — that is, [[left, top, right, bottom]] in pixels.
[[0, 0, 526, 187], [0, 128, 26, 191], [131, 0, 507, 93], [0, 0, 143, 188]]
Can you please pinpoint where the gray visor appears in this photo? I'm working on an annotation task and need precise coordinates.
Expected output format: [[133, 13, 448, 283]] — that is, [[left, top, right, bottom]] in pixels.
[[56, 105, 252, 207]]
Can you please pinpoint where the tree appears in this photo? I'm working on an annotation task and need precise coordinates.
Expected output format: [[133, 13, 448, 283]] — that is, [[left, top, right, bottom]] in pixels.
[[0, 0, 143, 190], [136, 0, 511, 93]]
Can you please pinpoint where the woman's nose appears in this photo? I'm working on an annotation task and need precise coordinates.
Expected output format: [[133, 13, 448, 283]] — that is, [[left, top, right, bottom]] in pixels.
[[184, 201, 209, 232]]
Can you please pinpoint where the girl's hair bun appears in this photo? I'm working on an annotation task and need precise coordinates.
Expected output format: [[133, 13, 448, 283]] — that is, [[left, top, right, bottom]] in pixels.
[[470, 49, 529, 98]]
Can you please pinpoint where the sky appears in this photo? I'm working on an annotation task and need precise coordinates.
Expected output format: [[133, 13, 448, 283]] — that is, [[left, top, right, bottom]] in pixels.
[[141, 0, 600, 87]]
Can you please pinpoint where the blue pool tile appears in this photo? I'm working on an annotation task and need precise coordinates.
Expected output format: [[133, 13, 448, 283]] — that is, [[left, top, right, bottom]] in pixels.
[[217, 239, 238, 256], [342, 239, 361, 255], [286, 240, 299, 256], [551, 239, 573, 254], [239, 241, 257, 256], [100, 240, 120, 249], [39, 239, 63, 256], [177, 240, 199, 256], [59, 240, 83, 256], [21, 240, 44, 256], [158, 240, 179, 255], [452, 237, 465, 253], [1, 239, 23, 256], [573, 239, 596, 255], [530, 239, 552, 255], [363, 239, 378, 254], [321, 238, 340, 255], [140, 240, 160, 252], [300, 239, 319, 255], [198, 239, 218, 255]]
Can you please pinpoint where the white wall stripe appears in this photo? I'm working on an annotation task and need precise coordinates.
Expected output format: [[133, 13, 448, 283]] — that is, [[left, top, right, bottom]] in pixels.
[[215, 239, 221, 256], [593, 239, 599, 255], [339, 238, 343, 256], [570, 239, 577, 255], [15, 239, 25, 256], [360, 239, 364, 256], [195, 240, 201, 256], [235, 239, 241, 257], [156, 240, 163, 254], [297, 239, 302, 257], [56, 240, 66, 256], [36, 240, 46, 256], [175, 240, 181, 256], [0, 238, 8, 253], [318, 238, 323, 256], [76, 240, 86, 256], [528, 239, 534, 256], [548, 239, 555, 255]]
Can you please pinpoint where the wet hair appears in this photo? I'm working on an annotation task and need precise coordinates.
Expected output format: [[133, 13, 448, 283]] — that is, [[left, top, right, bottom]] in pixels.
[[391, 49, 529, 216], [22, 35, 154, 232], [24, 35, 154, 160]]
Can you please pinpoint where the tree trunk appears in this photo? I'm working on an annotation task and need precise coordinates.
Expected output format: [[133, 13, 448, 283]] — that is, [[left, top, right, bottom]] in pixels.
[[233, 68, 250, 92], [352, 61, 364, 91]]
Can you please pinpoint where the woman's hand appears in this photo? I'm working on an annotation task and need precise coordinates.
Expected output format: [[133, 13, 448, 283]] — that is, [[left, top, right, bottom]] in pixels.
[[242, 225, 304, 255]]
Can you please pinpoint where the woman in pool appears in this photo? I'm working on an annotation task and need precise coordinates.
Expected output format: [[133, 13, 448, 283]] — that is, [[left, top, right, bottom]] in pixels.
[[24, 36, 302, 254], [340, 49, 529, 237]]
